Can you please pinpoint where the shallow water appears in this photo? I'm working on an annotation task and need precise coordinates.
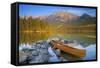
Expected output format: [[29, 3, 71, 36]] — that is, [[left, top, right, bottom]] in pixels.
[[48, 43, 96, 62], [19, 42, 96, 63], [83, 44, 96, 60]]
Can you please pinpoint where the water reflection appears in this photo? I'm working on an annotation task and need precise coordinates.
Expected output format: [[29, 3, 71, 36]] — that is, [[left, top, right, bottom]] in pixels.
[[19, 30, 96, 47]]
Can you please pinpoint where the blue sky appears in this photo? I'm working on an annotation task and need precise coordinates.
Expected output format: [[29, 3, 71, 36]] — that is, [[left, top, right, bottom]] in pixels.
[[19, 4, 96, 17]]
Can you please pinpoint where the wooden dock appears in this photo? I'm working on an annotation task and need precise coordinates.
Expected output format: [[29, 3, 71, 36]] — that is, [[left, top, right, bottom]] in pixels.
[[50, 40, 86, 58]]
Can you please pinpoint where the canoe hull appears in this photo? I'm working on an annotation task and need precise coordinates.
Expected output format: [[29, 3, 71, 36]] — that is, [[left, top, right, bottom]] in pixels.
[[50, 40, 86, 58]]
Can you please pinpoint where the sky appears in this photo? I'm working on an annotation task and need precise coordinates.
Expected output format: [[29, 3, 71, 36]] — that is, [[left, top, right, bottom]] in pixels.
[[19, 4, 96, 17]]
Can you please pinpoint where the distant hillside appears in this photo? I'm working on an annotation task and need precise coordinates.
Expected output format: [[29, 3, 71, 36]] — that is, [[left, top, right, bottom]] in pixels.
[[20, 11, 96, 25], [37, 11, 79, 23], [74, 13, 96, 25]]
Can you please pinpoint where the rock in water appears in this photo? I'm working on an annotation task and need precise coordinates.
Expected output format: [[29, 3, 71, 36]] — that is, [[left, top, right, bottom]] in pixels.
[[54, 49, 61, 56], [19, 39, 69, 63], [48, 47, 61, 62], [19, 51, 28, 63], [32, 50, 39, 56], [29, 50, 49, 63]]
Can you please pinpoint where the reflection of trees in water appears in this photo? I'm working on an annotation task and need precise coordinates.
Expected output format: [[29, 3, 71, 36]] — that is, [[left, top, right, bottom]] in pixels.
[[19, 17, 96, 44]]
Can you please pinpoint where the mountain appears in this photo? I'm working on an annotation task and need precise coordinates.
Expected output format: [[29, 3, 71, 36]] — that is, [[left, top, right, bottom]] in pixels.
[[37, 11, 79, 23], [75, 13, 96, 25], [80, 13, 92, 19], [36, 11, 96, 25], [20, 11, 96, 25]]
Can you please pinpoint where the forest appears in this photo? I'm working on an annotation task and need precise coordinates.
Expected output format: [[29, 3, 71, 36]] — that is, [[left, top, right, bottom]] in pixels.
[[19, 16, 96, 45]]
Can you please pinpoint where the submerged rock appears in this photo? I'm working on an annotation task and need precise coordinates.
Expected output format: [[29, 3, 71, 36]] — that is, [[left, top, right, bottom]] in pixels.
[[19, 40, 52, 63], [20, 39, 81, 63], [19, 51, 28, 63], [48, 47, 62, 62], [31, 50, 39, 56]]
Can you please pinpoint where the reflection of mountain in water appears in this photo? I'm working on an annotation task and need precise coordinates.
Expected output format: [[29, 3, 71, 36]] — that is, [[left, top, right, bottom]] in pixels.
[[19, 11, 96, 47]]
